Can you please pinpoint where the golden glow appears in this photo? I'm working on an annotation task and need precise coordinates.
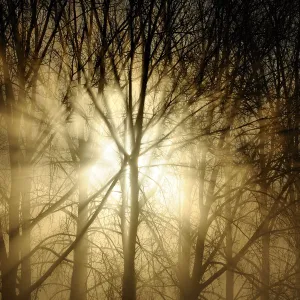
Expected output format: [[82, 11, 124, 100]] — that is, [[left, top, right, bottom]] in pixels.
[[88, 139, 120, 188]]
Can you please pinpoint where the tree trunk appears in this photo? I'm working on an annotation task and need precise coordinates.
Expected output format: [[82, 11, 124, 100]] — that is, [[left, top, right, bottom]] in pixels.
[[225, 202, 234, 300], [189, 148, 209, 300], [258, 118, 270, 300], [20, 166, 32, 300], [296, 232, 300, 298], [2, 130, 22, 300], [294, 184, 300, 298], [122, 157, 139, 300], [178, 166, 192, 300], [225, 152, 234, 300], [70, 140, 88, 300], [261, 228, 270, 300]]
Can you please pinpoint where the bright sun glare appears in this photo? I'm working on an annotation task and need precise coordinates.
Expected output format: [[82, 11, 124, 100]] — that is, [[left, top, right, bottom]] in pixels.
[[81, 82, 174, 207], [87, 131, 170, 207]]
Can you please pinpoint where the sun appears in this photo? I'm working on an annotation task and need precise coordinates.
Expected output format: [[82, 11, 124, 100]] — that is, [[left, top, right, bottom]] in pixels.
[[88, 138, 120, 188], [81, 82, 176, 208]]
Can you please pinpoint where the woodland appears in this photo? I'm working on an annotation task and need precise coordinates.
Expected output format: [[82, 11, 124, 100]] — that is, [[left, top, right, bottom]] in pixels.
[[0, 0, 300, 299]]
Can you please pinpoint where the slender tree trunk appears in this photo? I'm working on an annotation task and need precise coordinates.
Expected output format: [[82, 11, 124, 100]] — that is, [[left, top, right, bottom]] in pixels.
[[225, 142, 234, 300], [259, 118, 270, 300], [225, 197, 234, 300], [178, 164, 192, 300], [20, 165, 32, 300], [2, 129, 22, 300], [188, 149, 209, 300], [122, 157, 139, 300], [70, 140, 88, 300], [261, 226, 270, 300], [296, 227, 300, 298], [0, 21, 22, 299], [292, 182, 300, 297]]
